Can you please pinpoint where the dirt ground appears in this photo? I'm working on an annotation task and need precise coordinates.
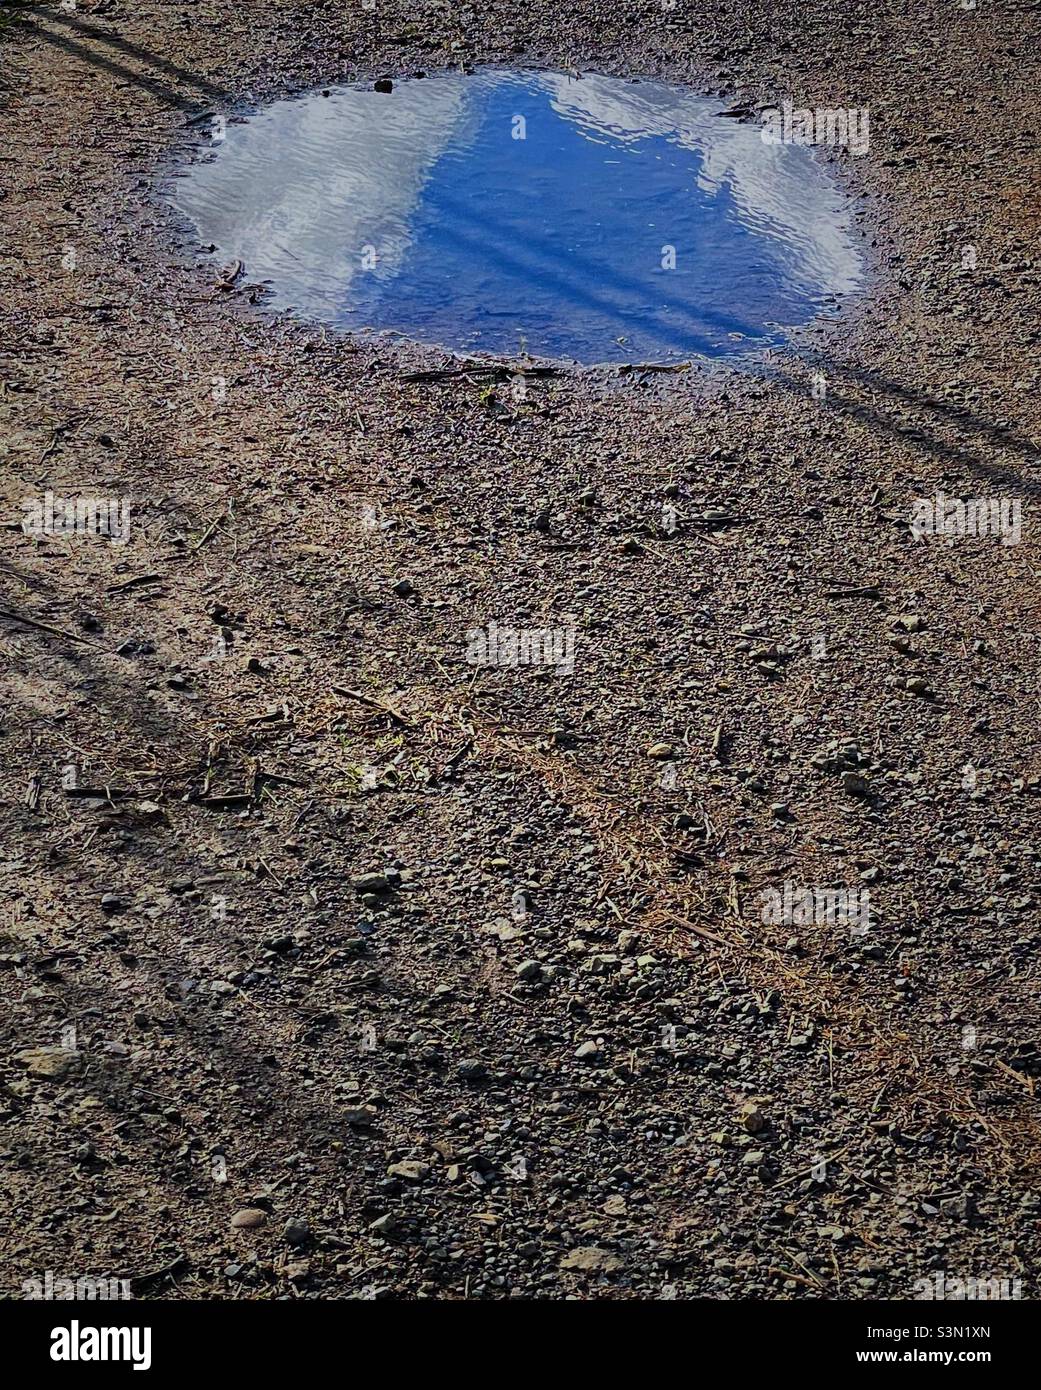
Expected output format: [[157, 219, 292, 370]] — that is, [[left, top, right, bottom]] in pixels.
[[1, 0, 1040, 1300]]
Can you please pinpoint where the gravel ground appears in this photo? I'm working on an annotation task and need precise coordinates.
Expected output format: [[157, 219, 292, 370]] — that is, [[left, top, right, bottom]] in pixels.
[[1, 0, 1040, 1301]]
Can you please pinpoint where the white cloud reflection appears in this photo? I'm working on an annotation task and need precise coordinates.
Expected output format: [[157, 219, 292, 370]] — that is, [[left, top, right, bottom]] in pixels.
[[542, 72, 862, 294], [174, 69, 861, 333]]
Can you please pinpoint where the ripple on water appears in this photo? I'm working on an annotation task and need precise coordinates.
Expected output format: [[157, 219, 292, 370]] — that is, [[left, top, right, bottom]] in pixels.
[[174, 69, 863, 365]]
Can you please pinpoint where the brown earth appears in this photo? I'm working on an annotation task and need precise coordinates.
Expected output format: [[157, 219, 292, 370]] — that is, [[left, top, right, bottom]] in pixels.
[[1, 0, 1040, 1300]]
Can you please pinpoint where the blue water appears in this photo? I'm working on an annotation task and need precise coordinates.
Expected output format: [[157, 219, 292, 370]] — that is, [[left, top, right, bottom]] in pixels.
[[175, 70, 862, 365]]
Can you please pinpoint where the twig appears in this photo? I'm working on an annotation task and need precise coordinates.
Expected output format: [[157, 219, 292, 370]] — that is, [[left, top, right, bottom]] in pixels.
[[190, 508, 230, 553], [767, 1266, 822, 1290], [332, 685, 413, 728], [0, 607, 101, 646], [654, 908, 728, 946], [618, 360, 692, 374], [401, 363, 561, 383], [434, 740, 473, 782], [824, 584, 881, 599], [107, 573, 163, 594]]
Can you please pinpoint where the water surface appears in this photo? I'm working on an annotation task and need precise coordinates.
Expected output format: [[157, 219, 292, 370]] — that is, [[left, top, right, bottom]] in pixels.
[[175, 69, 862, 364]]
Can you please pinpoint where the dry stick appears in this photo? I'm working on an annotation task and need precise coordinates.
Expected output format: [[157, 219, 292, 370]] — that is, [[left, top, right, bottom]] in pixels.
[[126, 1253, 188, 1291], [39, 427, 64, 463], [780, 1146, 852, 1189], [331, 685, 413, 728], [992, 1056, 1035, 1094], [825, 585, 882, 599], [435, 739, 473, 782], [871, 1078, 893, 1113], [107, 573, 163, 593], [0, 607, 102, 647], [767, 1267, 822, 1290], [653, 907, 728, 947], [213, 259, 244, 292], [790, 1253, 828, 1288], [400, 364, 561, 383], [190, 509, 229, 553], [618, 360, 692, 374]]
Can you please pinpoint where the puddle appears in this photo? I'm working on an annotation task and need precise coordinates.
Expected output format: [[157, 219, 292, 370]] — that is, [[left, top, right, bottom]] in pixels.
[[174, 69, 863, 365]]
